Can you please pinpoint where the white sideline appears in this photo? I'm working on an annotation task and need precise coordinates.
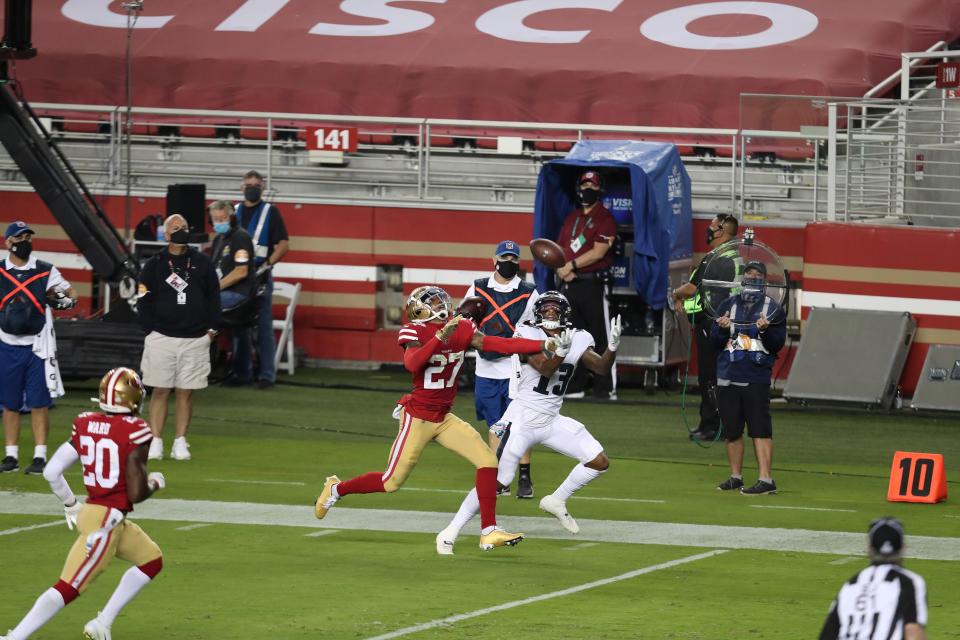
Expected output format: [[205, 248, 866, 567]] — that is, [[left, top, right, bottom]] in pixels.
[[1, 492, 959, 561], [0, 520, 63, 536], [402, 486, 666, 503], [362, 550, 728, 640]]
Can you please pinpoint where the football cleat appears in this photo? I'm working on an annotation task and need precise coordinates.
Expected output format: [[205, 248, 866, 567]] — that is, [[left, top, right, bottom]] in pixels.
[[148, 437, 163, 461], [314, 475, 341, 519], [170, 438, 191, 461], [83, 615, 112, 640], [479, 527, 524, 551], [435, 527, 457, 556], [539, 494, 579, 534]]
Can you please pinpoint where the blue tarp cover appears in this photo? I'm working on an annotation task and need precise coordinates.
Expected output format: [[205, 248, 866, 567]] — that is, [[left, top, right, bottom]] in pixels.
[[533, 141, 692, 309]]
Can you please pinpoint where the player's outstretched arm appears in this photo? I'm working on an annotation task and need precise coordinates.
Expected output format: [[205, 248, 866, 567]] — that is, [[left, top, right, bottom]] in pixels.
[[126, 444, 164, 504], [582, 316, 620, 374], [43, 442, 81, 528], [470, 332, 556, 355]]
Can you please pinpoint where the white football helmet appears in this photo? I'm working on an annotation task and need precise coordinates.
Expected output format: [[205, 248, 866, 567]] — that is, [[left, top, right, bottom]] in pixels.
[[405, 286, 452, 322]]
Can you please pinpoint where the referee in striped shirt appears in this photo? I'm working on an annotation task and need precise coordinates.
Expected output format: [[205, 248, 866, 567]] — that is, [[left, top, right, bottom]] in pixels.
[[820, 517, 927, 640]]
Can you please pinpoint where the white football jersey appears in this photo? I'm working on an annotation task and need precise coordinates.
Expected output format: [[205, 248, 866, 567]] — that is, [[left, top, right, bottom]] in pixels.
[[510, 323, 595, 424]]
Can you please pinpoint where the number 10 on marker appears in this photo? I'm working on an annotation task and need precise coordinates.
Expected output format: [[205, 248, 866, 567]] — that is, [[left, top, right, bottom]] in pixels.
[[307, 127, 358, 152]]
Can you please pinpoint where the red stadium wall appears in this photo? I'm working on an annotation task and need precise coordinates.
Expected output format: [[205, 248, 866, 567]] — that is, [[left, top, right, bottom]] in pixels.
[[800, 223, 960, 396], [13, 190, 956, 396]]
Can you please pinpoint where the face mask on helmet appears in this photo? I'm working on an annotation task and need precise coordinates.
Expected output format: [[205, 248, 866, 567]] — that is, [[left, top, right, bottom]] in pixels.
[[406, 286, 452, 322], [740, 276, 766, 303], [534, 292, 571, 330]]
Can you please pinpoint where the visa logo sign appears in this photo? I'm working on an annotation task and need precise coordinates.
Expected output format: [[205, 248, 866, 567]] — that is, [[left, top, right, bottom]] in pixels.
[[603, 197, 633, 211]]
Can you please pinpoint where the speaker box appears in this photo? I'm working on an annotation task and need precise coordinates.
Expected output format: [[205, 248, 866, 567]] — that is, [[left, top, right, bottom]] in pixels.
[[784, 308, 916, 409], [910, 344, 960, 412], [166, 183, 206, 237]]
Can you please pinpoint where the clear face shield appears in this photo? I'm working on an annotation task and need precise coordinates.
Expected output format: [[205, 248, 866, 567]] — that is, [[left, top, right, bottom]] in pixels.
[[698, 233, 788, 324], [740, 274, 766, 303]]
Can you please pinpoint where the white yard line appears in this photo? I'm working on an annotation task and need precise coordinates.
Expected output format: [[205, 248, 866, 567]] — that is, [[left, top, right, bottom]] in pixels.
[[363, 550, 728, 640], [749, 505, 857, 513], [2, 492, 958, 561], [205, 478, 307, 486], [0, 520, 63, 536], [175, 523, 213, 532], [946, 515, 960, 519], [563, 542, 599, 552], [304, 530, 339, 538]]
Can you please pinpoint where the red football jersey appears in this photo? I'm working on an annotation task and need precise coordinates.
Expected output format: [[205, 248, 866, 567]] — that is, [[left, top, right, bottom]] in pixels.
[[397, 319, 474, 422], [71, 412, 153, 512]]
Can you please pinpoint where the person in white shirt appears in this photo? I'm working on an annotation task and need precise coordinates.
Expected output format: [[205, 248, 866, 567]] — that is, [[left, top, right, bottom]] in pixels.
[[435, 291, 621, 554], [0, 221, 76, 475], [464, 240, 539, 498]]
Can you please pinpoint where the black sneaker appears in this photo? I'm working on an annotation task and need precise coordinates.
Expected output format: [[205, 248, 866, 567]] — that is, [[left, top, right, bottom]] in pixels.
[[717, 476, 744, 491], [516, 475, 534, 499], [255, 380, 275, 390], [690, 429, 718, 441], [0, 456, 19, 473], [496, 485, 511, 497], [221, 375, 252, 387], [740, 480, 777, 495], [24, 457, 46, 475]]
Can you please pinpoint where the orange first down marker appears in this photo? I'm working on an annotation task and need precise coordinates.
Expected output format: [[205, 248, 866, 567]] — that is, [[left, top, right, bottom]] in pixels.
[[887, 451, 947, 503]]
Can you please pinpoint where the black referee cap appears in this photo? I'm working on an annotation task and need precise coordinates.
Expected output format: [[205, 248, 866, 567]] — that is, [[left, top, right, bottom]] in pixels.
[[868, 517, 904, 558]]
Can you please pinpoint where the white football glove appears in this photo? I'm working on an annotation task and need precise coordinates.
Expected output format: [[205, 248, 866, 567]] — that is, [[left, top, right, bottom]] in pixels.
[[147, 472, 166, 492], [85, 528, 110, 556], [64, 500, 82, 530], [554, 329, 574, 358], [391, 404, 403, 420], [489, 420, 510, 439], [608, 315, 623, 352]]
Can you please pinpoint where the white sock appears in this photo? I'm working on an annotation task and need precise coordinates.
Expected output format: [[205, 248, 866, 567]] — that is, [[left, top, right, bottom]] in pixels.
[[331, 483, 340, 500], [9, 588, 65, 640], [34, 445, 47, 460], [552, 464, 603, 502], [732, 474, 743, 480], [444, 489, 479, 540], [6, 444, 18, 459], [98, 566, 153, 626], [481, 525, 496, 535], [173, 436, 187, 445], [759, 477, 773, 484]]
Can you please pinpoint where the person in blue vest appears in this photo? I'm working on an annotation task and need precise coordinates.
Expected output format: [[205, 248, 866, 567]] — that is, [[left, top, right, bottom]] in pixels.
[[464, 240, 540, 498], [709, 261, 786, 495], [0, 221, 76, 475], [233, 170, 289, 390]]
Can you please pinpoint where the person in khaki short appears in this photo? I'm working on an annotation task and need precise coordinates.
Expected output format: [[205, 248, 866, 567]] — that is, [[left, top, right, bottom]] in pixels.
[[0, 368, 165, 640], [136, 214, 220, 462]]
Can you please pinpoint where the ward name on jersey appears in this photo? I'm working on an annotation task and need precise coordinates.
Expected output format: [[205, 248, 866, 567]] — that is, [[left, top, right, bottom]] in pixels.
[[70, 412, 153, 512], [511, 323, 594, 423], [397, 318, 475, 422]]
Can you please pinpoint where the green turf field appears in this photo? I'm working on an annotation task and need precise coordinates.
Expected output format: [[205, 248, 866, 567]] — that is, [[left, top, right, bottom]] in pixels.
[[1, 368, 958, 639]]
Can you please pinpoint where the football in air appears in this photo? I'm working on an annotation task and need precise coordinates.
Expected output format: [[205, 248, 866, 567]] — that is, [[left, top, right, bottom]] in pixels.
[[529, 238, 566, 269], [456, 296, 486, 322]]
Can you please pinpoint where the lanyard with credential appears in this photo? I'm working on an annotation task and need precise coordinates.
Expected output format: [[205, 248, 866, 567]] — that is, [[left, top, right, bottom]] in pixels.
[[570, 213, 592, 244], [168, 256, 192, 281]]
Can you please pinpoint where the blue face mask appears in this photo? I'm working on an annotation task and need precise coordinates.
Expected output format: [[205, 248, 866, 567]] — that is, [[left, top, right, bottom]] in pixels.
[[213, 222, 231, 235], [740, 276, 766, 303]]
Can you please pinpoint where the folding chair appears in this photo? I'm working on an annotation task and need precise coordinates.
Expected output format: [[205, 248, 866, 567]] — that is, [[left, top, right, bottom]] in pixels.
[[272, 281, 301, 376]]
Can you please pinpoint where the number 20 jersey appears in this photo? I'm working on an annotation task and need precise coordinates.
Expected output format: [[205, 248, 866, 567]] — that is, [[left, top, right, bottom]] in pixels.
[[71, 412, 153, 512], [397, 319, 474, 423], [511, 323, 594, 424]]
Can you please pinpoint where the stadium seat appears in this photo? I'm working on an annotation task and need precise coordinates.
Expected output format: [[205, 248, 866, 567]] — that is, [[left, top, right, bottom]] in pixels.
[[273, 281, 301, 376], [430, 136, 455, 147]]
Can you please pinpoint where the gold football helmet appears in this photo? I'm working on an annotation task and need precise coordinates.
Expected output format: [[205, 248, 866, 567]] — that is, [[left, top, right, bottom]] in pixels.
[[405, 286, 452, 322], [96, 367, 145, 414]]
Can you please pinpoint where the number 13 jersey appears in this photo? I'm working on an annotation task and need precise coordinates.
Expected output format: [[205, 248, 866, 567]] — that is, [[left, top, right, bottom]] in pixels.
[[397, 319, 475, 423], [511, 323, 594, 424], [71, 412, 153, 512]]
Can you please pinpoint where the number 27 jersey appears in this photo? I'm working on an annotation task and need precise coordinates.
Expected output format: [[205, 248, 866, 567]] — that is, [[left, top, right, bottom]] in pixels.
[[512, 324, 594, 421], [71, 412, 153, 512], [397, 319, 474, 422]]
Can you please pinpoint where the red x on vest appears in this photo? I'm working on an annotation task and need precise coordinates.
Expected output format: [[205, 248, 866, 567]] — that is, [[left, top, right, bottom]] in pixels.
[[0, 268, 50, 314], [475, 288, 530, 334]]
